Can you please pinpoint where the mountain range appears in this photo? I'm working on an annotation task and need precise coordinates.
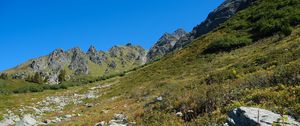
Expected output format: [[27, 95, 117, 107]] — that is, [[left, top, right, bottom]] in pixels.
[[1, 0, 300, 125], [3, 0, 254, 84]]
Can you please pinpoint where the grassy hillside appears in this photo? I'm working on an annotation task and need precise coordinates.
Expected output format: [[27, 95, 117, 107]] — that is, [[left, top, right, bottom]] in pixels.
[[1, 0, 300, 125]]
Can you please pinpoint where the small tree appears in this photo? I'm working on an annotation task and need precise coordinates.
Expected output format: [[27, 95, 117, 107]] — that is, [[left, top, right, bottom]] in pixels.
[[0, 73, 9, 80], [58, 69, 67, 83], [33, 72, 43, 84]]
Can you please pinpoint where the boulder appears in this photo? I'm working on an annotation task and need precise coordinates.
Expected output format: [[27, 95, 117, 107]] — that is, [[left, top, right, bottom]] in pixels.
[[108, 114, 128, 126], [94, 121, 106, 126], [227, 107, 300, 126], [0, 118, 15, 126], [16, 114, 37, 126]]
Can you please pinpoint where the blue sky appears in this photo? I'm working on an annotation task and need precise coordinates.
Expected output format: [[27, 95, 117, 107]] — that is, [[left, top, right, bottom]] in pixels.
[[0, 0, 223, 71]]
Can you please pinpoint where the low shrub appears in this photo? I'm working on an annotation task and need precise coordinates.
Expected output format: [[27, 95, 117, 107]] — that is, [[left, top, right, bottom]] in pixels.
[[0, 73, 9, 80], [203, 36, 252, 54]]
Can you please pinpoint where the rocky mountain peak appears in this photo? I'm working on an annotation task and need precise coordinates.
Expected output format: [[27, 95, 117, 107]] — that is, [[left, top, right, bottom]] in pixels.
[[146, 29, 188, 61], [191, 0, 254, 39], [172, 0, 254, 51], [48, 48, 68, 71], [69, 47, 83, 54], [68, 47, 89, 75], [51, 48, 64, 55], [172, 28, 187, 39], [87, 45, 97, 55]]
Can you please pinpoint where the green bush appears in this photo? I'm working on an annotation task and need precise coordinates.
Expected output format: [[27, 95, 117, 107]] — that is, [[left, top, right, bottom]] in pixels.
[[204, 36, 252, 54], [253, 19, 292, 38], [272, 63, 300, 85], [28, 85, 44, 92], [12, 82, 74, 94], [49, 85, 62, 90], [224, 0, 300, 39], [0, 73, 9, 80]]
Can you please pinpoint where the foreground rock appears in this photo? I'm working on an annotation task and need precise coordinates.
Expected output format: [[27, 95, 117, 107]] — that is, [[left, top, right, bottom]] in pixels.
[[226, 107, 300, 126], [94, 113, 135, 126], [0, 84, 110, 126], [16, 114, 37, 126]]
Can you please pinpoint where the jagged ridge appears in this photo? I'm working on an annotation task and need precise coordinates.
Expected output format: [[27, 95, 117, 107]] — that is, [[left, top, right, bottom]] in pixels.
[[5, 44, 147, 84]]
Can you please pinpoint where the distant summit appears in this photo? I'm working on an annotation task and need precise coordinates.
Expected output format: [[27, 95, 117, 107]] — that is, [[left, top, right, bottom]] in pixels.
[[146, 28, 187, 61], [146, 0, 254, 62]]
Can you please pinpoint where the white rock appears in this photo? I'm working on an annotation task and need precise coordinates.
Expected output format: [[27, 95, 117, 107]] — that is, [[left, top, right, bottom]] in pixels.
[[156, 96, 163, 101], [16, 114, 37, 126], [227, 107, 300, 126], [94, 121, 106, 126], [64, 114, 72, 118], [0, 118, 15, 126], [176, 112, 183, 117]]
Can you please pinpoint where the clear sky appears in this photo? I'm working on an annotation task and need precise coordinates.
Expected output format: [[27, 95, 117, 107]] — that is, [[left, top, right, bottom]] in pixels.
[[0, 0, 224, 71]]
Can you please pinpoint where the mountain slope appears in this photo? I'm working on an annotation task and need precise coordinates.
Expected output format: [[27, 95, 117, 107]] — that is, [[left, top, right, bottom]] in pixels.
[[1, 0, 300, 125], [56, 0, 300, 124], [5, 44, 147, 84], [146, 0, 254, 61]]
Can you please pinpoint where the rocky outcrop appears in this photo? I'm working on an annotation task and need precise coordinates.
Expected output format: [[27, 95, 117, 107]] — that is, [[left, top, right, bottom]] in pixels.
[[7, 44, 147, 84], [173, 0, 254, 50], [226, 107, 300, 126], [94, 113, 136, 126], [30, 59, 47, 72], [68, 47, 89, 75], [16, 114, 37, 126], [87, 45, 107, 65], [0, 83, 112, 126], [48, 48, 68, 71], [109, 45, 147, 64], [147, 29, 187, 61]]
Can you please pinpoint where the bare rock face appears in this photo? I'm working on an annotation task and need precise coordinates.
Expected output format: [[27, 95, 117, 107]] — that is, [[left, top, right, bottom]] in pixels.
[[16, 114, 37, 126], [8, 44, 147, 84], [109, 45, 147, 64], [30, 59, 47, 72], [226, 107, 300, 126], [68, 47, 89, 75], [48, 48, 68, 71], [46, 74, 59, 85], [87, 45, 107, 65], [147, 28, 187, 61], [109, 46, 123, 58]]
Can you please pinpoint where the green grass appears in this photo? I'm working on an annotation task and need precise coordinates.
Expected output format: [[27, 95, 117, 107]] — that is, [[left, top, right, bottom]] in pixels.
[[1, 0, 300, 125], [203, 35, 252, 53]]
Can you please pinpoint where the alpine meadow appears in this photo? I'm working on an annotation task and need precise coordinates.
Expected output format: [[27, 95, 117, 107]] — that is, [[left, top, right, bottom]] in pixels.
[[1, 0, 300, 126]]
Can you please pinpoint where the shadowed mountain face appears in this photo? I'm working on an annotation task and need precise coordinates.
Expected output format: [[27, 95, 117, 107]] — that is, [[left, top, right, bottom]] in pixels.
[[6, 44, 147, 84], [146, 0, 254, 62], [146, 29, 187, 61], [174, 0, 254, 50]]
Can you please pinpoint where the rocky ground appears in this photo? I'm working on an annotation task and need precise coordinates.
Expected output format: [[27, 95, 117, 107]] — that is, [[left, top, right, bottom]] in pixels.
[[0, 81, 132, 126]]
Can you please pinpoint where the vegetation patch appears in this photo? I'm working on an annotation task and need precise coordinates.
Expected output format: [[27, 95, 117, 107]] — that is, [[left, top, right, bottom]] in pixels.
[[203, 35, 252, 54]]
